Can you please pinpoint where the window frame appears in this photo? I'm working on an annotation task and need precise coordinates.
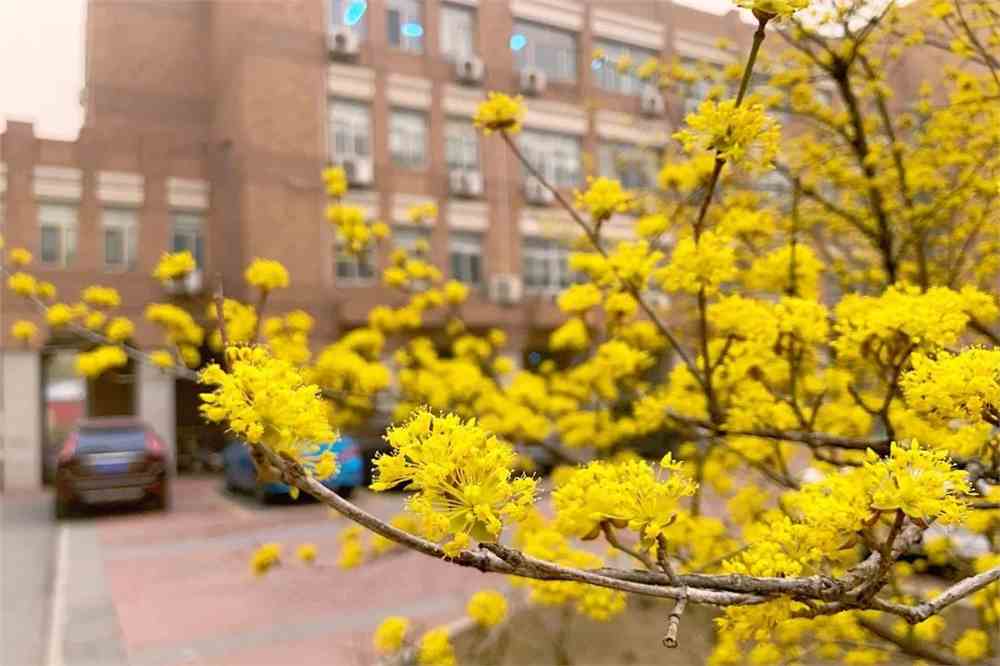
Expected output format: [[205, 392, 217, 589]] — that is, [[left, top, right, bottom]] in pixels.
[[597, 142, 658, 190], [389, 108, 429, 170], [449, 231, 484, 286], [593, 39, 658, 96], [386, 0, 424, 53], [329, 98, 373, 163], [171, 211, 205, 268], [445, 119, 480, 172], [518, 129, 582, 189], [335, 241, 376, 284], [38, 202, 78, 267], [329, 0, 367, 37], [440, 3, 476, 61], [512, 20, 578, 83], [522, 236, 573, 293], [102, 207, 139, 272]]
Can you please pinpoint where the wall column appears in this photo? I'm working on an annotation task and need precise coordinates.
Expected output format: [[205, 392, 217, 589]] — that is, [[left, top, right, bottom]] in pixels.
[[1, 350, 43, 490], [138, 362, 176, 477]]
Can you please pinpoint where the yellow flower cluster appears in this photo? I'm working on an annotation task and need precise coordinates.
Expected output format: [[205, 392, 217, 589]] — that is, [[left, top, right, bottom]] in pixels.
[[865, 442, 969, 524], [833, 285, 973, 364], [574, 177, 633, 222], [373, 616, 410, 654], [512, 524, 627, 621], [406, 202, 438, 224], [249, 543, 281, 576], [82, 286, 121, 309], [417, 627, 456, 666], [207, 299, 258, 349], [675, 100, 780, 171], [322, 165, 348, 198], [656, 230, 736, 296], [75, 345, 129, 378], [7, 272, 37, 297], [104, 317, 135, 343], [466, 589, 508, 628], [11, 320, 38, 344], [152, 250, 197, 283], [200, 346, 336, 472], [7, 247, 33, 266], [309, 328, 391, 429], [370, 409, 537, 556], [553, 454, 697, 544], [145, 303, 204, 367], [734, 0, 810, 18], [46, 303, 83, 327], [244, 258, 290, 292], [473, 92, 524, 134], [263, 310, 314, 366], [902, 347, 1000, 425], [149, 350, 175, 369]]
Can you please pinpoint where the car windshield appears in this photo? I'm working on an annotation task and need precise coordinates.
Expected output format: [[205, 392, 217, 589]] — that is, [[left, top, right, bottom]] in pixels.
[[77, 427, 146, 454]]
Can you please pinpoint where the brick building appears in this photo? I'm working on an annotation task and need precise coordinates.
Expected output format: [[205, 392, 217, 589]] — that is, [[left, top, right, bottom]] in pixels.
[[0, 0, 931, 489]]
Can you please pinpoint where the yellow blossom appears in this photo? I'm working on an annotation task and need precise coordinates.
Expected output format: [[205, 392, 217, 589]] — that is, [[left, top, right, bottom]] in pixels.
[[417, 627, 456, 666], [11, 320, 38, 344], [249, 542, 281, 576], [82, 286, 121, 309], [7, 272, 37, 297], [153, 251, 197, 283], [323, 165, 348, 197], [7, 247, 32, 266], [244, 258, 290, 291], [149, 350, 175, 369], [75, 346, 129, 378], [104, 317, 135, 343], [295, 543, 317, 563], [466, 589, 508, 628], [373, 616, 410, 654], [675, 100, 780, 171], [575, 177, 633, 222], [473, 92, 524, 134]]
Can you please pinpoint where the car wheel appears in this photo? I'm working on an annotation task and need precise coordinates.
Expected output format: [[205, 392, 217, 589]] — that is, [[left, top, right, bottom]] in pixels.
[[334, 486, 355, 500]]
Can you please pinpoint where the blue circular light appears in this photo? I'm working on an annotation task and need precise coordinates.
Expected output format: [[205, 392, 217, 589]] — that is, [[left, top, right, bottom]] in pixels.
[[401, 22, 424, 38], [509, 33, 527, 51], [343, 1, 367, 26]]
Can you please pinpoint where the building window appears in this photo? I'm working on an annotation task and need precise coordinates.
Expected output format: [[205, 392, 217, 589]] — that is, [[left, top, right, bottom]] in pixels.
[[329, 0, 367, 36], [171, 212, 204, 267], [598, 142, 657, 190], [512, 21, 577, 83], [519, 130, 581, 188], [390, 109, 428, 170], [335, 242, 375, 283], [445, 120, 479, 171], [387, 0, 423, 53], [449, 231, 483, 285], [103, 208, 138, 271], [329, 99, 372, 163], [394, 225, 432, 254], [523, 236, 572, 292], [681, 58, 721, 115], [440, 4, 475, 61], [39, 203, 78, 267], [593, 39, 658, 96]]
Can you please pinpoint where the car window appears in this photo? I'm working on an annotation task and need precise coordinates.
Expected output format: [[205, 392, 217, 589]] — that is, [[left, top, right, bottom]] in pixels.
[[77, 427, 146, 454]]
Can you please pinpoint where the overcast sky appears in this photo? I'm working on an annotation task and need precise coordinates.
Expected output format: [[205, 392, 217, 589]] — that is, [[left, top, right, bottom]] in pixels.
[[0, 0, 737, 141]]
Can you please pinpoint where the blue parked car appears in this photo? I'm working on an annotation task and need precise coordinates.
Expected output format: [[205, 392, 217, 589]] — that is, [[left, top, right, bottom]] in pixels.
[[223, 436, 364, 502]]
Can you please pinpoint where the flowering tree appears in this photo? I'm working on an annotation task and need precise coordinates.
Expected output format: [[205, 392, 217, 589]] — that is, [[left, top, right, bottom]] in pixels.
[[5, 0, 1000, 663]]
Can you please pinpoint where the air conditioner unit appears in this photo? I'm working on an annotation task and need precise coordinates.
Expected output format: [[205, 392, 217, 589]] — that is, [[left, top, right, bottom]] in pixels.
[[640, 86, 666, 117], [164, 269, 204, 296], [342, 157, 374, 187], [523, 177, 554, 206], [455, 56, 485, 85], [490, 274, 524, 306], [520, 67, 547, 96], [449, 169, 484, 198], [327, 26, 360, 59]]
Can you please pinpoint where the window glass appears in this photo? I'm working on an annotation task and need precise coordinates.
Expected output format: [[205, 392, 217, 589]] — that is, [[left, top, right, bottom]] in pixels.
[[518, 130, 581, 188], [445, 120, 479, 171], [335, 243, 375, 282], [598, 142, 658, 190], [593, 39, 658, 96], [390, 109, 428, 170], [330, 0, 367, 37], [512, 20, 577, 82], [449, 231, 483, 285], [38, 203, 78, 267], [387, 0, 423, 53], [522, 236, 573, 292], [103, 208, 138, 270], [172, 212, 205, 267], [440, 4, 475, 61], [329, 99, 372, 162]]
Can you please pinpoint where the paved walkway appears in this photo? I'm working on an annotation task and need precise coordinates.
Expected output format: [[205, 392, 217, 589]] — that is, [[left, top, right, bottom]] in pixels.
[[2, 478, 491, 666]]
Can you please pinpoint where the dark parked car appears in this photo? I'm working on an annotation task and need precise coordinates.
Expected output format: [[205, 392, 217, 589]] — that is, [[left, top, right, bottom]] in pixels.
[[54, 418, 170, 518], [223, 436, 364, 502]]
